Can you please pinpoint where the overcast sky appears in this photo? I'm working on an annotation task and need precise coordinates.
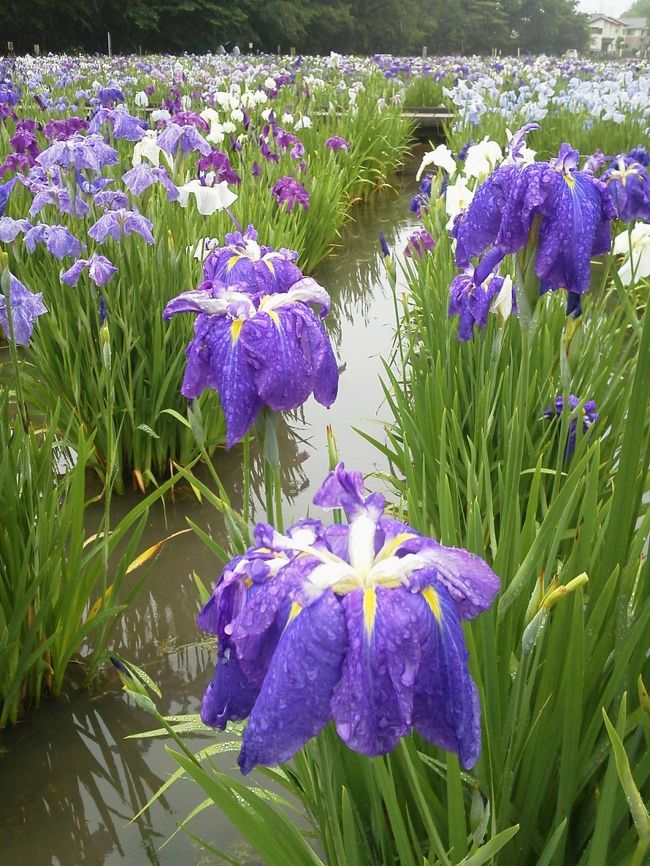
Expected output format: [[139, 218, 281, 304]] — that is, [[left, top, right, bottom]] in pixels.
[[578, 0, 634, 17]]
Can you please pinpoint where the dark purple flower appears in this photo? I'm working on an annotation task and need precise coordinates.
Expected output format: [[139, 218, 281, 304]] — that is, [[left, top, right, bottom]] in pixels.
[[88, 209, 154, 244], [404, 228, 436, 259], [163, 277, 337, 447], [61, 253, 117, 287], [260, 139, 280, 164], [0, 273, 48, 344], [0, 177, 16, 216], [202, 224, 303, 294], [410, 173, 434, 217], [97, 86, 125, 107], [448, 267, 515, 341], [197, 462, 499, 774], [42, 117, 89, 141], [453, 143, 616, 297], [601, 155, 650, 223], [325, 135, 349, 153], [170, 111, 209, 132], [197, 149, 241, 185], [629, 146, 649, 167], [271, 176, 310, 212], [543, 394, 599, 460]]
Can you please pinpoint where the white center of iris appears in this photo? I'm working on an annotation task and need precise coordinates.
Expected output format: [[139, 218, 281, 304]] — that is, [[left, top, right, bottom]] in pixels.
[[281, 520, 425, 597]]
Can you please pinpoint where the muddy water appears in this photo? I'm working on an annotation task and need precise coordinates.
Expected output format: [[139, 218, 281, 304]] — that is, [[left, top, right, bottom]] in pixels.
[[0, 159, 422, 866]]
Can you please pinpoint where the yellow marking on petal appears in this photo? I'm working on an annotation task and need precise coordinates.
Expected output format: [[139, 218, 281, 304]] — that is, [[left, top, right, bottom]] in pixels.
[[268, 310, 281, 326], [231, 318, 244, 344], [264, 258, 276, 274], [287, 601, 302, 625], [421, 586, 442, 624], [374, 532, 418, 563], [226, 254, 241, 271], [363, 587, 377, 637], [565, 174, 575, 190]]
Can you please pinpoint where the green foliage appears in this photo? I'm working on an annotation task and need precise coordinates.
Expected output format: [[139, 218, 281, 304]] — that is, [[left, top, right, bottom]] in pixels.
[[358, 210, 650, 864], [623, 0, 650, 17], [0, 392, 179, 727], [4, 0, 589, 55]]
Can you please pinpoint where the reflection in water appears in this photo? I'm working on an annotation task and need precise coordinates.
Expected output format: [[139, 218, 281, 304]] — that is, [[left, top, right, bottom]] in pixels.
[[0, 153, 422, 866]]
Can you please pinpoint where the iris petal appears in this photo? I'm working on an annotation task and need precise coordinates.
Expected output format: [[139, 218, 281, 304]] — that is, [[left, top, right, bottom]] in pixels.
[[331, 586, 419, 756], [412, 582, 482, 769], [238, 591, 346, 774]]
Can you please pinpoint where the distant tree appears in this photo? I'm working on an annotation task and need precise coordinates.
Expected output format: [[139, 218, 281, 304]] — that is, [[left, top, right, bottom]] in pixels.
[[623, 0, 650, 15], [515, 0, 589, 53]]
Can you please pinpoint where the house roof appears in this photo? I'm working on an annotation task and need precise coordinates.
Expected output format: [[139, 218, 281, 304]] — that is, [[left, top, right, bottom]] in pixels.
[[621, 17, 648, 28], [588, 13, 627, 26]]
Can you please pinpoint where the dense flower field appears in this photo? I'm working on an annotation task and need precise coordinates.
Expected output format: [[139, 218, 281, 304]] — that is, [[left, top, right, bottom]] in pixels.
[[0, 50, 649, 866]]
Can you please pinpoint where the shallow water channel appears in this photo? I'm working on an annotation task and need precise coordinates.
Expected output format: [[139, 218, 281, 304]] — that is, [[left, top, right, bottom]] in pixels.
[[0, 157, 422, 866]]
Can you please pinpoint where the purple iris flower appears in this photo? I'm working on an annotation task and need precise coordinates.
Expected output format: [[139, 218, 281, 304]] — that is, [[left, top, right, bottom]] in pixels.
[[37, 133, 119, 172], [409, 173, 434, 217], [453, 143, 616, 297], [122, 165, 179, 201], [543, 394, 599, 461], [507, 123, 539, 163], [88, 209, 154, 244], [61, 253, 117, 287], [198, 462, 500, 773], [202, 224, 303, 294], [600, 154, 650, 223], [163, 276, 338, 447], [457, 140, 475, 161], [170, 111, 209, 132], [584, 149, 607, 175], [157, 123, 211, 157], [448, 267, 513, 341], [0, 217, 31, 242], [0, 273, 48, 345], [0, 177, 16, 216], [325, 135, 349, 153], [75, 171, 114, 196], [29, 184, 89, 218], [89, 106, 147, 142], [197, 150, 241, 185], [24, 223, 83, 259], [97, 86, 125, 107], [0, 152, 32, 176], [629, 146, 649, 167], [10, 123, 40, 160], [404, 228, 436, 259], [271, 176, 310, 212], [93, 190, 129, 211], [42, 117, 89, 141], [260, 139, 280, 164]]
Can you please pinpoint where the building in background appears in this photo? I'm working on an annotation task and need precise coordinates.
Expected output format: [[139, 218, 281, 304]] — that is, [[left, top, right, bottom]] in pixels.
[[588, 13, 649, 54]]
